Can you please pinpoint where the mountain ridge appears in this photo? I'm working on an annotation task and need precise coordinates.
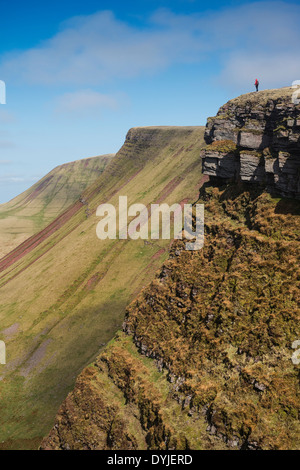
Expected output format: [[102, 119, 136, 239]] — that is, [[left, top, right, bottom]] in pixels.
[[0, 155, 113, 259]]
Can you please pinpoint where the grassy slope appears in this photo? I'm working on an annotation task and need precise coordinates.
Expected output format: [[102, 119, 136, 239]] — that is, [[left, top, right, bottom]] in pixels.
[[0, 126, 205, 449], [227, 85, 297, 106], [0, 155, 112, 258], [42, 183, 300, 450]]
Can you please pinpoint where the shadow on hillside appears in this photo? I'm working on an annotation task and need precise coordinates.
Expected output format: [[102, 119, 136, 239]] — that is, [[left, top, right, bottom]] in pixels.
[[275, 198, 300, 215], [200, 179, 265, 201], [200, 178, 300, 216]]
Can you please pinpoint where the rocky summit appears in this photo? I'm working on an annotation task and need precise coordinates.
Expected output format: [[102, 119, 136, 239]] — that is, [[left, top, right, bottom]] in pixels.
[[202, 87, 300, 198]]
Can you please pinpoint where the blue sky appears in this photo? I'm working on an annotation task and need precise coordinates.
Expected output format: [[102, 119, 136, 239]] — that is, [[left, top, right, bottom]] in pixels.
[[0, 0, 300, 203]]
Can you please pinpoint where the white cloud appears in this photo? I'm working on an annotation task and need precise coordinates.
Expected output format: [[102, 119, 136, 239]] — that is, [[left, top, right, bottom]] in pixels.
[[207, 1, 300, 88], [153, 2, 300, 88], [0, 10, 202, 86], [0, 175, 39, 183], [0, 2, 299, 90], [220, 52, 300, 88], [54, 89, 119, 115]]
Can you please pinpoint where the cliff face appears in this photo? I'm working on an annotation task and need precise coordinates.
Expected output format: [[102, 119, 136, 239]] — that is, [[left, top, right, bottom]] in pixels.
[[202, 87, 300, 197], [41, 185, 300, 451], [41, 90, 300, 451]]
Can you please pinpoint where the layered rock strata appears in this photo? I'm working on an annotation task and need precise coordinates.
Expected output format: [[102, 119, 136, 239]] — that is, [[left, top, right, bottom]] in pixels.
[[202, 87, 300, 197]]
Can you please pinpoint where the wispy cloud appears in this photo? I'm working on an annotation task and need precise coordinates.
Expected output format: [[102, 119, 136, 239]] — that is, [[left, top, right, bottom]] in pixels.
[[0, 175, 39, 183], [0, 2, 299, 89], [152, 2, 300, 88], [0, 10, 202, 86], [220, 52, 300, 88], [54, 89, 120, 116]]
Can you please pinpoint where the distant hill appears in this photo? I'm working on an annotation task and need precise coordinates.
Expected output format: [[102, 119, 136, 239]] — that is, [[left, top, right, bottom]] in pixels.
[[0, 155, 113, 258]]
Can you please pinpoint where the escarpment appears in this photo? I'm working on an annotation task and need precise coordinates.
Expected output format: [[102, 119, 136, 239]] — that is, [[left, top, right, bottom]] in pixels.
[[202, 87, 300, 197], [41, 89, 300, 451], [0, 126, 205, 450]]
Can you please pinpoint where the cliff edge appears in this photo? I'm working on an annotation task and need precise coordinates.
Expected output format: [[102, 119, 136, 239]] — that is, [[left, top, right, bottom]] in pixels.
[[202, 86, 300, 198]]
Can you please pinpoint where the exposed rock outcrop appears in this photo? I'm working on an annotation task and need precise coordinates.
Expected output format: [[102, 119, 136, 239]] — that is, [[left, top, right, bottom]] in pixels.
[[202, 87, 300, 197]]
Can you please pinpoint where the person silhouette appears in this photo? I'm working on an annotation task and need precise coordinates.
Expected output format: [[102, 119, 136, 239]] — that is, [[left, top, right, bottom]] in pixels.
[[255, 78, 259, 92]]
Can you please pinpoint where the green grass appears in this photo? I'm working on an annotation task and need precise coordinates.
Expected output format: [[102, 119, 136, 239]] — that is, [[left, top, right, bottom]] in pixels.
[[0, 126, 205, 449], [0, 155, 112, 259]]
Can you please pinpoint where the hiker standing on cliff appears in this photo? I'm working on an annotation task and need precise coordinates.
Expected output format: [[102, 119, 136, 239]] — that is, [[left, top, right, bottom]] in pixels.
[[255, 78, 259, 92]]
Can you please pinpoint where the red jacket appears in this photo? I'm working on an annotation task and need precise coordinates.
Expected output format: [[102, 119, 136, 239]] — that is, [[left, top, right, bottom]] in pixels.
[[255, 79, 259, 86]]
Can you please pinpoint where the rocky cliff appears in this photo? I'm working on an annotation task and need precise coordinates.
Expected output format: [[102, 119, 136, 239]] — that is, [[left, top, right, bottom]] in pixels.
[[202, 87, 300, 197], [41, 89, 300, 451]]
